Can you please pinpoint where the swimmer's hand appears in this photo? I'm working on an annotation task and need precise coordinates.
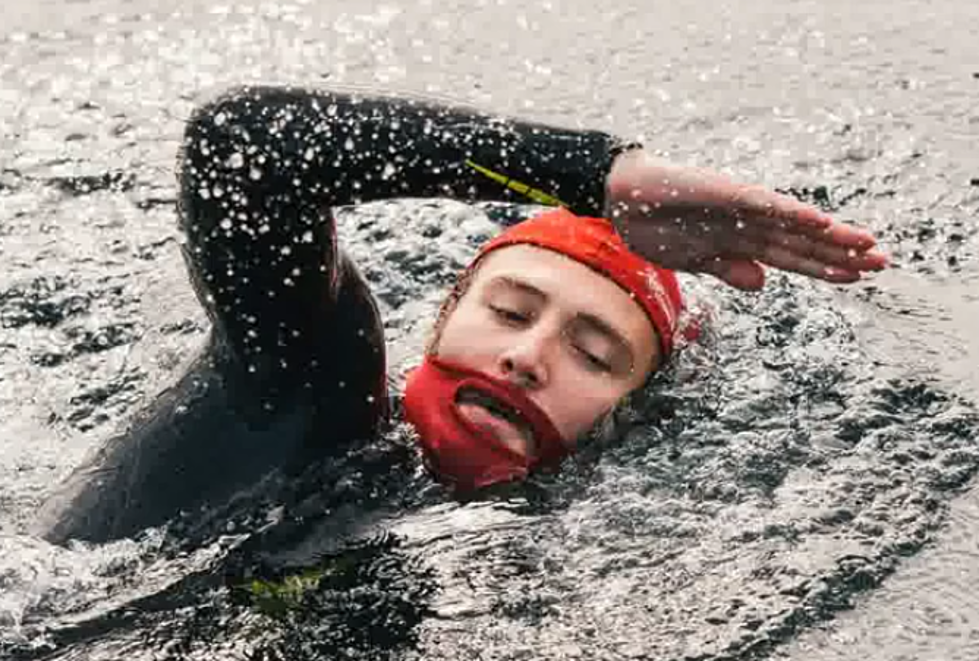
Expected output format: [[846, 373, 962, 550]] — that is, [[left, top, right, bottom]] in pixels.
[[605, 149, 888, 290]]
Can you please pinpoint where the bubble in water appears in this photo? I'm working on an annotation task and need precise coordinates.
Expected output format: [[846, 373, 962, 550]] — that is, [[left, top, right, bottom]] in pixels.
[[213, 112, 227, 126], [249, 167, 263, 181], [227, 152, 245, 169], [219, 218, 232, 230]]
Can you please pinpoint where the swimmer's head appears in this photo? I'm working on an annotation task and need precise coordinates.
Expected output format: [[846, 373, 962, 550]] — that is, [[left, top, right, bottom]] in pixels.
[[403, 208, 686, 491]]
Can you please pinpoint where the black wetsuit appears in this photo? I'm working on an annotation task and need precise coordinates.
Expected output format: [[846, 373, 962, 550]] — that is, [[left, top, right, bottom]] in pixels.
[[39, 86, 631, 545]]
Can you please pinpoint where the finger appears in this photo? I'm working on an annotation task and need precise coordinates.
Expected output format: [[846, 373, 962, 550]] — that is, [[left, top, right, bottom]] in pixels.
[[731, 185, 834, 230], [731, 188, 882, 252], [745, 227, 889, 272], [793, 221, 879, 251], [698, 258, 766, 291], [754, 243, 863, 283]]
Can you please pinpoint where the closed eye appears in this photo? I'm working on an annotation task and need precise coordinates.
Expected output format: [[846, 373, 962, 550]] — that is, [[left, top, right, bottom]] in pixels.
[[573, 344, 613, 373], [489, 304, 531, 325]]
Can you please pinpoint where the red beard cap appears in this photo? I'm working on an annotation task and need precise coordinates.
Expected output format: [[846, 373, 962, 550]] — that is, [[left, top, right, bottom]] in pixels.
[[403, 355, 567, 491]]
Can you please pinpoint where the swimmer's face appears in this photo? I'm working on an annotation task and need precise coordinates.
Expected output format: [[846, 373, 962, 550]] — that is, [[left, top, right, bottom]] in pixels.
[[433, 245, 659, 456]]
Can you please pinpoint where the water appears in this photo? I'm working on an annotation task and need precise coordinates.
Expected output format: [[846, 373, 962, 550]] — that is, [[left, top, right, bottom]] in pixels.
[[1, 0, 978, 659]]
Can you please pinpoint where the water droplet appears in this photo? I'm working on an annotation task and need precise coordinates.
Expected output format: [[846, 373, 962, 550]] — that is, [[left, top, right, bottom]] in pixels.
[[301, 230, 314, 243], [220, 218, 233, 230], [227, 152, 245, 169], [213, 111, 227, 126]]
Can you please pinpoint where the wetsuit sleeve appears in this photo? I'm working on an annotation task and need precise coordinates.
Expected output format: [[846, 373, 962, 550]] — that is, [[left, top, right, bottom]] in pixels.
[[178, 86, 632, 370]]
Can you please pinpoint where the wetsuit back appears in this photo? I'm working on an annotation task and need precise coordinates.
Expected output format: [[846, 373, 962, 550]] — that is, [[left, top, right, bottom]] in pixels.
[[39, 86, 629, 544]]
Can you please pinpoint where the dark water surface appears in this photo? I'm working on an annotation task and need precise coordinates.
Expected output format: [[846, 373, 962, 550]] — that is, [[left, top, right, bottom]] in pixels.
[[2, 1, 978, 659]]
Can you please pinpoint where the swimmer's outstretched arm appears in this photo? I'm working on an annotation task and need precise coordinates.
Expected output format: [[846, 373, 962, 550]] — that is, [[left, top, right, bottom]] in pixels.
[[178, 85, 631, 367]]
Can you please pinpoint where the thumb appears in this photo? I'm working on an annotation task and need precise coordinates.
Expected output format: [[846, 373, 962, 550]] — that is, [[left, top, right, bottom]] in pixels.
[[699, 259, 766, 291]]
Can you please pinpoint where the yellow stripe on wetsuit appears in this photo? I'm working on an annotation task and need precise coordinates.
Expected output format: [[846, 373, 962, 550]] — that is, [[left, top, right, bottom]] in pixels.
[[465, 159, 567, 208]]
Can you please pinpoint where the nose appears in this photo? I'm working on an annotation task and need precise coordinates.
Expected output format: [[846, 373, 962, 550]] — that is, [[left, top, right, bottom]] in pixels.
[[498, 331, 551, 389]]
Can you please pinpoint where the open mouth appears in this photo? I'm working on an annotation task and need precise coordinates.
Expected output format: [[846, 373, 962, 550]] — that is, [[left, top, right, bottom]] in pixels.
[[455, 386, 537, 455]]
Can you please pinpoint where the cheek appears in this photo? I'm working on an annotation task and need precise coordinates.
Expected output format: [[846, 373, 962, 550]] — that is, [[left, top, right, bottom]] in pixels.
[[434, 304, 499, 361], [539, 370, 625, 441]]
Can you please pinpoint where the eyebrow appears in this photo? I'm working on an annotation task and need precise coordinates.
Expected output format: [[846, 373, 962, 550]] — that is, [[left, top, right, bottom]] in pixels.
[[487, 275, 637, 370]]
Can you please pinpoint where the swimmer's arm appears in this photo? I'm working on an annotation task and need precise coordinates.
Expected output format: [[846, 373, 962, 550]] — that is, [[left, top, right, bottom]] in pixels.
[[184, 86, 629, 217], [307, 90, 630, 217]]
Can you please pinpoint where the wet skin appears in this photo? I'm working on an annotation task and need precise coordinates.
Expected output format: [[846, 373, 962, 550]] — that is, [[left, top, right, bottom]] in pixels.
[[434, 244, 659, 456]]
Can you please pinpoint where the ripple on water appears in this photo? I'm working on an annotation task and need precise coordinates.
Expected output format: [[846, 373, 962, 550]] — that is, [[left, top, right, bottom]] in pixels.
[[3, 2, 979, 659], [2, 198, 978, 661]]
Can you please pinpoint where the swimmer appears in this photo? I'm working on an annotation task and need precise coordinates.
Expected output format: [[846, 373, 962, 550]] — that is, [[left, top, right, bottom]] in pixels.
[[38, 86, 887, 544]]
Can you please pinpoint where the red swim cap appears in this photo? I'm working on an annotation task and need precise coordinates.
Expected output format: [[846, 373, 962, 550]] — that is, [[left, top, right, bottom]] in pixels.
[[473, 208, 685, 359], [401, 208, 689, 493]]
